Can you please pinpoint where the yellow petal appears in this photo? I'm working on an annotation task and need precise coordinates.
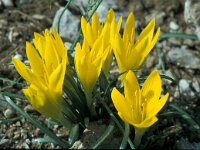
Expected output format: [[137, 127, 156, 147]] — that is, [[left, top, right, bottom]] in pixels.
[[141, 70, 162, 104], [111, 88, 133, 123], [52, 27, 67, 59], [133, 116, 158, 128], [146, 93, 169, 119], [92, 12, 101, 38], [105, 8, 114, 23], [81, 16, 87, 39], [148, 28, 160, 51], [12, 58, 46, 89], [123, 12, 135, 43], [135, 18, 155, 45], [26, 42, 45, 75], [49, 64, 63, 94], [86, 23, 95, 47], [124, 71, 140, 107], [33, 32, 45, 58], [117, 16, 122, 32]]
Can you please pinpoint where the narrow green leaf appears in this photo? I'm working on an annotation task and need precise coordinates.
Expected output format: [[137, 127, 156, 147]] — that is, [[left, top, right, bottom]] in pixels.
[[68, 124, 80, 146], [2, 92, 26, 99], [170, 103, 200, 130], [89, 120, 115, 149], [4, 96, 69, 148], [159, 33, 198, 40], [99, 71, 109, 91], [120, 123, 130, 149], [0, 116, 23, 124]]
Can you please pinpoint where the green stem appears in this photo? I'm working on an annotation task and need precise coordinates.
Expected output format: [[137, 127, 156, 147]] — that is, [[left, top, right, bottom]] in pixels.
[[120, 122, 130, 149], [85, 91, 96, 118], [134, 128, 147, 148]]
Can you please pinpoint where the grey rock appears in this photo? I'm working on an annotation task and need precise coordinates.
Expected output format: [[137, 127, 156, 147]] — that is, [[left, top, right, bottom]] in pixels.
[[24, 104, 35, 113], [2, 0, 13, 7], [96, 0, 119, 22], [4, 108, 15, 118], [179, 79, 190, 93], [192, 79, 200, 93], [52, 7, 79, 41], [184, 0, 200, 39], [179, 79, 194, 97], [167, 48, 200, 69]]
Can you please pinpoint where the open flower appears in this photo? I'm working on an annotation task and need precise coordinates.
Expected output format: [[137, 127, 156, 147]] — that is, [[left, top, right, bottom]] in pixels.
[[75, 38, 109, 107], [12, 28, 69, 125], [81, 9, 122, 75], [111, 70, 168, 128], [111, 70, 168, 146], [113, 12, 160, 78]]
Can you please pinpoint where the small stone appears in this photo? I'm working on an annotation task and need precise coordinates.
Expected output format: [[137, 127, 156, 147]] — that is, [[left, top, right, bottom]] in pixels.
[[178, 79, 194, 97], [52, 7, 79, 41], [169, 21, 179, 30], [24, 60, 30, 65], [13, 133, 20, 140], [24, 105, 35, 113], [192, 79, 200, 93], [2, 0, 14, 7], [13, 53, 23, 61], [4, 108, 15, 118], [168, 48, 200, 69], [0, 139, 9, 146], [179, 79, 190, 93]]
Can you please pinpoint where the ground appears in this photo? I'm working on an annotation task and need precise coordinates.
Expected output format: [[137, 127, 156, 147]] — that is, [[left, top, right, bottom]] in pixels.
[[0, 0, 200, 149]]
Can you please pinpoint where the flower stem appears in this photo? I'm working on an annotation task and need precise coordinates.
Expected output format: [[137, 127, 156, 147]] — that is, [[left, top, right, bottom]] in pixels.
[[134, 128, 147, 148], [85, 91, 96, 118]]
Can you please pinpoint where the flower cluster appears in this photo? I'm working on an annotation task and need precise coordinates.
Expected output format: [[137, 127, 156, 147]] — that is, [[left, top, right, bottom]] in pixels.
[[13, 8, 169, 147]]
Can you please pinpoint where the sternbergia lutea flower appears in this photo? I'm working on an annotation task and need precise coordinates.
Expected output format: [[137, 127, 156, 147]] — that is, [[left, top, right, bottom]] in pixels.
[[113, 12, 160, 80], [75, 38, 109, 110], [12, 28, 69, 126], [111, 70, 169, 146], [81, 9, 122, 75]]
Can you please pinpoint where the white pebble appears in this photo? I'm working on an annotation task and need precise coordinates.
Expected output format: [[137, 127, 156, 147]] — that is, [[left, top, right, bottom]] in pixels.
[[13, 53, 23, 61], [169, 21, 179, 30]]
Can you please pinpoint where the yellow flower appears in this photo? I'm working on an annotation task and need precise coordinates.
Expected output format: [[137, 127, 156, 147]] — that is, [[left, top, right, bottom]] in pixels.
[[12, 28, 68, 124], [113, 13, 160, 76], [111, 70, 169, 128], [75, 38, 109, 103], [81, 9, 122, 75]]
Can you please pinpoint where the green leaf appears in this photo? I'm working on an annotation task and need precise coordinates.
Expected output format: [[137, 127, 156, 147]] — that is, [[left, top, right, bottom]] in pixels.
[[99, 71, 109, 92], [170, 103, 200, 130], [120, 123, 130, 149], [159, 33, 198, 40], [68, 124, 80, 146], [89, 120, 115, 149]]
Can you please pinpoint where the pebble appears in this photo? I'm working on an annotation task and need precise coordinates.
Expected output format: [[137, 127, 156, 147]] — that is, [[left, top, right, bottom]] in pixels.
[[52, 7, 79, 41], [192, 79, 200, 93], [179, 79, 190, 93], [179, 79, 195, 97], [0, 139, 9, 146], [13, 53, 23, 61], [167, 48, 200, 69], [4, 108, 15, 118], [2, 0, 13, 7], [169, 21, 179, 30], [24, 104, 35, 113]]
